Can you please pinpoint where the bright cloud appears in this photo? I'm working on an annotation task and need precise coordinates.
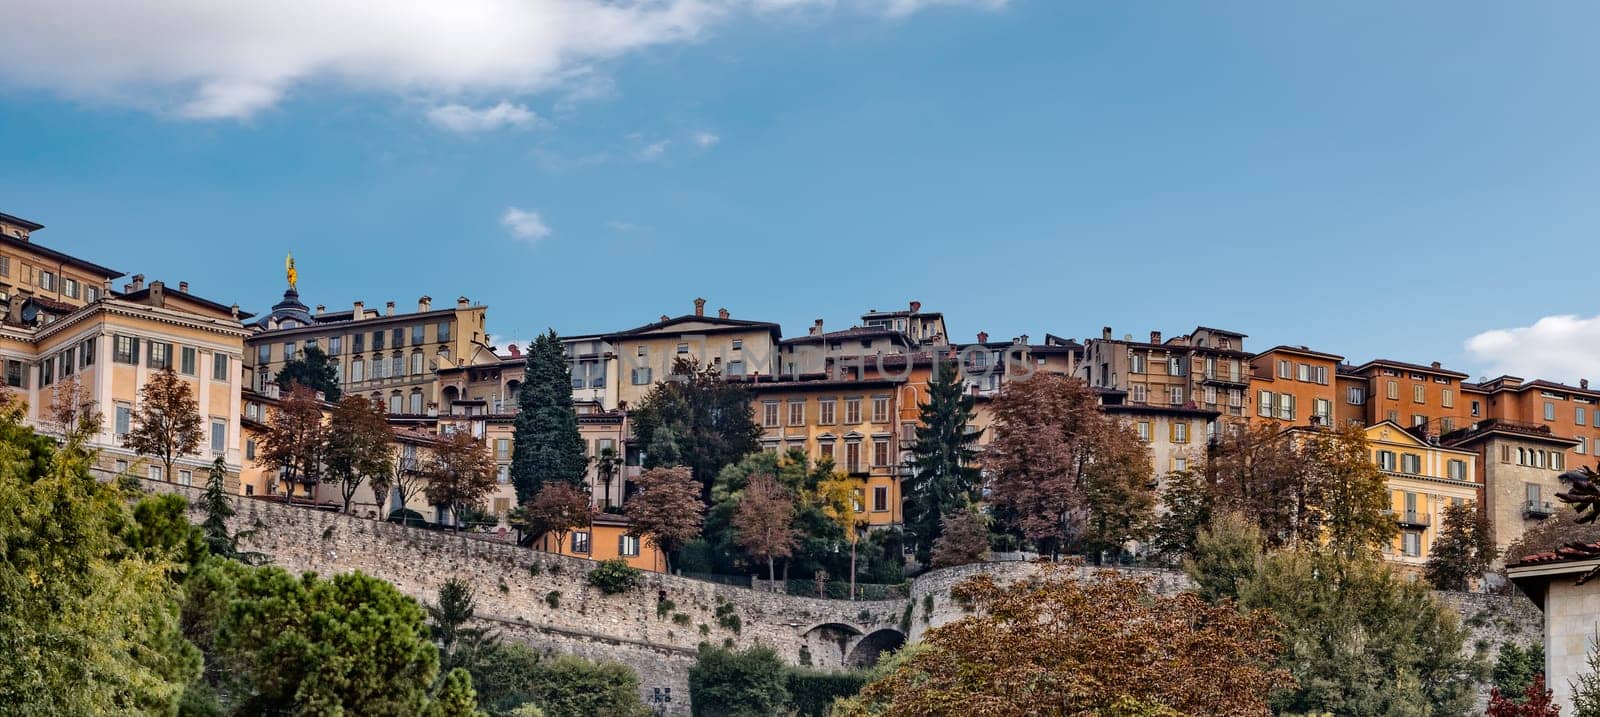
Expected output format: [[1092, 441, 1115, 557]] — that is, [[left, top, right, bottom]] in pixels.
[[0, 0, 1009, 119], [427, 102, 542, 133], [639, 140, 671, 160], [501, 207, 552, 244], [1465, 314, 1600, 384], [693, 131, 721, 148]]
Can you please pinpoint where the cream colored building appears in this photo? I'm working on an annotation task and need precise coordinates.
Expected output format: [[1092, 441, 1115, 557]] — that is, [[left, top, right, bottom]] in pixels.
[[604, 298, 781, 409], [1444, 418, 1578, 560]]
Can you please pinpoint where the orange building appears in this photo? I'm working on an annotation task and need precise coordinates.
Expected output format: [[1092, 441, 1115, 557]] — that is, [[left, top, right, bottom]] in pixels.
[[1249, 345, 1344, 429], [1472, 376, 1600, 470], [531, 513, 667, 573], [1343, 359, 1476, 437]]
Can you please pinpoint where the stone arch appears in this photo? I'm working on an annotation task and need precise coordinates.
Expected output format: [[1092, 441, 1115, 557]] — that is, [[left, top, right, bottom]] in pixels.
[[801, 622, 863, 667], [846, 628, 905, 668], [441, 385, 459, 409]]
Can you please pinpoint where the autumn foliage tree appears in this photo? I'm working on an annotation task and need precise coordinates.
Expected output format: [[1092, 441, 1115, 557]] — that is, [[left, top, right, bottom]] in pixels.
[[323, 395, 394, 513], [259, 383, 326, 502], [839, 566, 1292, 716], [930, 507, 990, 569], [986, 374, 1153, 559], [123, 365, 204, 483], [1487, 675, 1560, 716], [623, 466, 704, 572], [1304, 423, 1396, 559], [513, 482, 593, 550], [422, 429, 498, 530], [731, 474, 797, 581], [1425, 500, 1495, 591]]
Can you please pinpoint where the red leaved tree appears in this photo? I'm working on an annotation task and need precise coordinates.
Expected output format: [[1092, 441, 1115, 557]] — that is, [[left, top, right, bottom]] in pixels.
[[1487, 674, 1560, 716], [123, 365, 204, 483], [422, 429, 497, 530], [624, 466, 705, 573], [731, 474, 796, 581], [259, 383, 326, 503], [513, 482, 593, 550]]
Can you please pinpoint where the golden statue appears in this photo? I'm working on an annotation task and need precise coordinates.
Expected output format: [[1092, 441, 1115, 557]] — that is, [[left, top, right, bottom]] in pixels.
[[285, 253, 298, 291]]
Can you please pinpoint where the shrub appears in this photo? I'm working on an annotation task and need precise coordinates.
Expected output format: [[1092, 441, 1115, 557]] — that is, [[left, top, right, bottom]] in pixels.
[[785, 669, 867, 717], [688, 645, 789, 717], [544, 591, 561, 609], [715, 602, 742, 634], [587, 559, 643, 595], [387, 507, 427, 527], [672, 613, 692, 626]]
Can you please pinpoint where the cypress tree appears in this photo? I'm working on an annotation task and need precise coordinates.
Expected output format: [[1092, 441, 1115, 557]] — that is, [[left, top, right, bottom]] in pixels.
[[903, 360, 981, 567], [510, 330, 588, 503]]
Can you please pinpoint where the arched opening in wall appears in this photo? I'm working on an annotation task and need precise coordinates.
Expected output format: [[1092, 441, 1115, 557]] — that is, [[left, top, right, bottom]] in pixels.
[[847, 629, 905, 668], [441, 385, 459, 411], [506, 380, 521, 400], [802, 623, 863, 667]]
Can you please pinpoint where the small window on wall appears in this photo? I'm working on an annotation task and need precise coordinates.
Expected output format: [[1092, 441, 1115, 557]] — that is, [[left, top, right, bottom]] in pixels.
[[620, 534, 641, 557], [571, 531, 591, 554], [872, 486, 888, 512]]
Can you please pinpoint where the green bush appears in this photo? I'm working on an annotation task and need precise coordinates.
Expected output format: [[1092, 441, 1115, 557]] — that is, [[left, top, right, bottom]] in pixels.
[[687, 645, 789, 717], [784, 669, 867, 717], [588, 559, 643, 595], [544, 591, 561, 609], [467, 642, 648, 717], [714, 602, 742, 634]]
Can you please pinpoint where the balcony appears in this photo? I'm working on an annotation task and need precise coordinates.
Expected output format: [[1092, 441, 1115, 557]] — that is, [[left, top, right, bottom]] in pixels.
[[1524, 500, 1555, 519], [1387, 510, 1430, 529], [1200, 373, 1249, 387]]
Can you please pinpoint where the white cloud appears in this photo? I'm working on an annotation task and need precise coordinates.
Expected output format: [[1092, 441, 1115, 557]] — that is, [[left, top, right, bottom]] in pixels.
[[427, 102, 542, 133], [639, 140, 671, 160], [0, 1, 1009, 119], [501, 207, 552, 244], [693, 131, 721, 148], [606, 220, 642, 232], [1465, 314, 1600, 384]]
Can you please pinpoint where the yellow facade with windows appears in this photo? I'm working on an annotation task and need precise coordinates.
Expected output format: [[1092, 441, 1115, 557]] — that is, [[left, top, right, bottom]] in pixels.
[[1365, 421, 1480, 568], [604, 302, 782, 410]]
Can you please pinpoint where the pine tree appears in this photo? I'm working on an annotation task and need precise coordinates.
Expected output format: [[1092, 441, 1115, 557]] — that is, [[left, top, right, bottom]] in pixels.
[[509, 330, 587, 503], [199, 457, 237, 556], [903, 360, 981, 566], [274, 345, 341, 401]]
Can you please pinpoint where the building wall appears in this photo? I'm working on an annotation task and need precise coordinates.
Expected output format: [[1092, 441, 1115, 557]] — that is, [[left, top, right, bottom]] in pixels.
[[612, 324, 779, 409], [1356, 364, 1475, 435], [532, 520, 666, 572], [1485, 383, 1600, 469], [748, 380, 905, 527], [1541, 573, 1600, 712], [1473, 434, 1575, 558], [1249, 349, 1339, 428], [1366, 423, 1480, 567]]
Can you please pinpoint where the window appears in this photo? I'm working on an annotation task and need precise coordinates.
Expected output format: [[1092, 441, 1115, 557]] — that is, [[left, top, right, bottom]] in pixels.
[[1314, 398, 1332, 422], [1377, 450, 1396, 471], [1581, 437, 1589, 455], [871, 438, 889, 466], [1413, 384, 1425, 404], [1471, 400, 1482, 418], [1130, 353, 1146, 374], [115, 404, 132, 436], [371, 357, 385, 380], [392, 328, 404, 348], [62, 277, 78, 299], [731, 339, 743, 351], [212, 353, 229, 380], [1441, 388, 1454, 409], [1400, 453, 1421, 475], [819, 400, 836, 425], [328, 336, 342, 355], [871, 396, 889, 423], [210, 419, 226, 453], [1278, 360, 1291, 379], [819, 440, 835, 463], [1229, 389, 1242, 407], [0, 257, 8, 276], [1441, 417, 1455, 433], [496, 438, 511, 460], [391, 355, 403, 378], [763, 401, 779, 427], [246, 439, 256, 460], [1554, 452, 1565, 471], [788, 401, 805, 426], [1258, 391, 1273, 418], [1401, 531, 1421, 557], [1448, 459, 1467, 481], [1168, 357, 1183, 376], [437, 321, 452, 342], [1137, 421, 1150, 442], [845, 398, 862, 424], [1173, 457, 1188, 473], [58, 348, 73, 377], [1546, 402, 1557, 421], [1204, 356, 1217, 378], [631, 367, 652, 385], [846, 442, 862, 473], [410, 351, 424, 375], [726, 360, 745, 377], [178, 346, 196, 375], [496, 465, 510, 484], [1582, 407, 1590, 427], [1277, 393, 1294, 421], [411, 325, 425, 345], [350, 359, 365, 382], [619, 534, 641, 557], [40, 357, 52, 386], [352, 333, 365, 352], [1347, 386, 1367, 405], [1297, 363, 1310, 382], [1203, 386, 1217, 405], [571, 531, 591, 554], [1412, 414, 1427, 428], [1387, 381, 1399, 400], [79, 338, 94, 368], [1172, 422, 1189, 444], [388, 394, 402, 414], [1169, 386, 1183, 406], [872, 486, 888, 512], [4, 360, 23, 388], [149, 465, 164, 483], [372, 330, 385, 350], [1314, 366, 1328, 385], [676, 342, 689, 354], [1131, 384, 1147, 403], [38, 270, 55, 291], [116, 336, 141, 364], [409, 391, 423, 414]]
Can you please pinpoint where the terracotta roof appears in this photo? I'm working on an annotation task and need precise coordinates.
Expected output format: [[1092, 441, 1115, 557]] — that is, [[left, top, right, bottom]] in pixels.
[[1511, 541, 1600, 568], [1252, 345, 1345, 362], [1352, 358, 1469, 379]]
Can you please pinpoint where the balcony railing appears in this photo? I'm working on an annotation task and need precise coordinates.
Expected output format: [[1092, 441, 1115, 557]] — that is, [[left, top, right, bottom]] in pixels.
[[1524, 500, 1555, 519], [1386, 509, 1431, 529]]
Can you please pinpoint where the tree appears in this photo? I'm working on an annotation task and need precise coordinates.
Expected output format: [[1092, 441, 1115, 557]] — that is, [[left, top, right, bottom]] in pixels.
[[44, 373, 103, 446], [324, 395, 395, 513], [1425, 501, 1495, 591], [423, 430, 498, 530], [630, 357, 762, 503], [687, 645, 791, 717], [273, 344, 341, 400], [841, 567, 1291, 716], [465, 642, 648, 717], [1490, 675, 1561, 717], [1205, 422, 1319, 549], [1304, 423, 1396, 559], [930, 507, 990, 569], [427, 668, 486, 717], [986, 374, 1154, 559], [1574, 630, 1600, 717], [623, 466, 705, 573], [731, 474, 797, 581], [1238, 549, 1482, 715], [513, 482, 592, 550], [123, 365, 204, 483], [125, 493, 208, 575], [379, 438, 431, 521], [1504, 503, 1600, 566], [1493, 641, 1545, 702], [212, 567, 461, 715], [593, 444, 623, 510], [196, 456, 262, 564], [903, 360, 982, 566], [0, 411, 201, 714], [816, 472, 865, 597], [510, 330, 588, 503], [429, 578, 499, 674], [1181, 510, 1264, 604], [1150, 468, 1213, 561], [259, 383, 327, 502]]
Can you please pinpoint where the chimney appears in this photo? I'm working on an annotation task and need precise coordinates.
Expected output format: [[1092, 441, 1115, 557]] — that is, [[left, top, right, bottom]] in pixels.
[[148, 280, 166, 307], [123, 283, 133, 293], [418, 295, 432, 312], [810, 319, 824, 337], [659, 314, 670, 322], [130, 274, 145, 292], [352, 301, 365, 320], [694, 297, 706, 317], [178, 281, 188, 293], [977, 331, 989, 344], [456, 296, 469, 309], [1431, 361, 1442, 369], [315, 304, 325, 316], [508, 344, 522, 358], [909, 300, 922, 313], [1150, 331, 1162, 344], [229, 304, 240, 320], [1584, 379, 1591, 390], [385, 301, 396, 316], [1102, 326, 1112, 340], [1019, 334, 1030, 345], [718, 308, 729, 320]]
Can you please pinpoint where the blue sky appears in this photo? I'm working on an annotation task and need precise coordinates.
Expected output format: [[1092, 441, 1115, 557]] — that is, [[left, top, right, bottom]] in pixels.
[[1, 1, 1596, 381]]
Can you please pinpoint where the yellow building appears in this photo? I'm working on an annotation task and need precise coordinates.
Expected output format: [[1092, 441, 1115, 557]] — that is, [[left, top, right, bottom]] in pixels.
[[604, 299, 781, 410], [530, 513, 667, 573], [0, 213, 251, 487], [1364, 420, 1481, 567]]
